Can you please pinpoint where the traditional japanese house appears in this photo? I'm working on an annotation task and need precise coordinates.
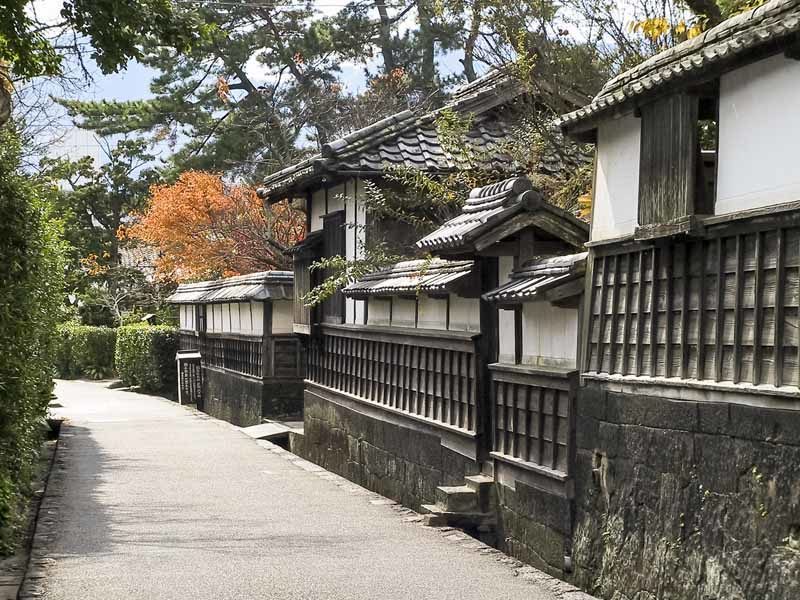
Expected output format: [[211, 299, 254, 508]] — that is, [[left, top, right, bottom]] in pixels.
[[295, 174, 589, 573], [257, 70, 588, 335], [169, 271, 304, 426], [557, 1, 800, 597]]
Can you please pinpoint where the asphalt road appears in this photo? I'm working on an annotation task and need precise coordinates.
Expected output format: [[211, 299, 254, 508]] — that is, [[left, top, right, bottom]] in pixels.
[[38, 379, 568, 600]]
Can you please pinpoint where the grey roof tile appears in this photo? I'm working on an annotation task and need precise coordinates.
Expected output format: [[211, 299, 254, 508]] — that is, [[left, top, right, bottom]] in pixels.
[[483, 252, 587, 304], [259, 71, 537, 200], [557, 0, 800, 132], [167, 271, 293, 304], [416, 176, 589, 253], [342, 259, 474, 298]]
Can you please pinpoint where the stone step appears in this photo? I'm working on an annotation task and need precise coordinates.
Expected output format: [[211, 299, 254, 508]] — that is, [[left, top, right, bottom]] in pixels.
[[435, 485, 478, 513], [464, 474, 494, 491], [464, 474, 496, 512]]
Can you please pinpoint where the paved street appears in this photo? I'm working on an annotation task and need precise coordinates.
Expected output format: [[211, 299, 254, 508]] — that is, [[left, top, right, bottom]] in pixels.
[[33, 380, 570, 600]]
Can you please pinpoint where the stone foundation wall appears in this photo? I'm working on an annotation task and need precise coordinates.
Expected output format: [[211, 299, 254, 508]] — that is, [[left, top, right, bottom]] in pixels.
[[495, 476, 571, 578], [202, 369, 303, 426], [572, 385, 800, 600], [302, 389, 480, 510], [262, 380, 304, 419], [203, 368, 262, 426]]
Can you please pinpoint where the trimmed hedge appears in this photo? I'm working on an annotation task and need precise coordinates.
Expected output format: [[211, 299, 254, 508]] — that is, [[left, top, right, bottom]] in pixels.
[[0, 129, 66, 555], [115, 324, 178, 393], [55, 323, 116, 379]]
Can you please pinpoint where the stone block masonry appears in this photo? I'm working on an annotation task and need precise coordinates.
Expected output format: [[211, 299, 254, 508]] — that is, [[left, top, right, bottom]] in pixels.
[[495, 478, 572, 579], [301, 390, 480, 511], [572, 385, 800, 600], [203, 368, 303, 427]]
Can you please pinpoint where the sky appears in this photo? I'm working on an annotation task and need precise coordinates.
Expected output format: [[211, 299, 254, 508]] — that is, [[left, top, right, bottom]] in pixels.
[[30, 0, 472, 165]]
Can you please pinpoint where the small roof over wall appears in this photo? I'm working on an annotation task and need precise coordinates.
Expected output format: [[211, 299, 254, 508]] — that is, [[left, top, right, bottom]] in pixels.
[[416, 176, 589, 254], [483, 252, 587, 308], [286, 230, 323, 258], [342, 259, 475, 299], [558, 0, 800, 138], [167, 271, 293, 304]]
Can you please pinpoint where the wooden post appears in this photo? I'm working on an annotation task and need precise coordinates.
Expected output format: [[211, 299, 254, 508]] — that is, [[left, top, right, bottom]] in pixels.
[[477, 256, 498, 461], [596, 255, 609, 373], [775, 229, 786, 387], [262, 300, 273, 379]]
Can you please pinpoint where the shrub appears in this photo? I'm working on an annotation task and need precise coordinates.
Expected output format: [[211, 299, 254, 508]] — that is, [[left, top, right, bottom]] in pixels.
[[115, 324, 178, 393], [0, 128, 66, 555], [55, 323, 116, 379]]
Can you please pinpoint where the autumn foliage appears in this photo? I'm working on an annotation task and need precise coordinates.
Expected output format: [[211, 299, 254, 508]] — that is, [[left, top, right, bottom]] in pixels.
[[122, 171, 305, 282]]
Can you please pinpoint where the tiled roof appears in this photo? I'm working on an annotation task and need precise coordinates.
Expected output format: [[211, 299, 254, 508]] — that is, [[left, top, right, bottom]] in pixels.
[[342, 259, 474, 298], [167, 271, 293, 304], [119, 243, 158, 270], [286, 230, 322, 257], [558, 0, 800, 133], [259, 71, 552, 200], [483, 252, 587, 305], [416, 176, 589, 253]]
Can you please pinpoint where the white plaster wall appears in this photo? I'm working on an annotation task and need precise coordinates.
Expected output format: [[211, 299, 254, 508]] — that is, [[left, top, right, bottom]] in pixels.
[[521, 302, 578, 368], [251, 301, 264, 336], [241, 303, 252, 332], [205, 304, 214, 331], [343, 178, 368, 325], [391, 298, 416, 328], [230, 303, 241, 333], [367, 298, 391, 326], [497, 256, 516, 363], [717, 54, 800, 215], [271, 300, 294, 334], [448, 296, 480, 333], [417, 295, 448, 330], [327, 182, 346, 213], [592, 114, 641, 242], [222, 303, 232, 333], [179, 305, 196, 331], [310, 188, 326, 232], [213, 304, 224, 332], [245, 303, 254, 332]]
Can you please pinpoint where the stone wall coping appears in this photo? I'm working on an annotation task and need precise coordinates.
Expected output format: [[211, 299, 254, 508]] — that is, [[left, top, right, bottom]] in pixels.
[[491, 451, 569, 484], [583, 371, 800, 409]]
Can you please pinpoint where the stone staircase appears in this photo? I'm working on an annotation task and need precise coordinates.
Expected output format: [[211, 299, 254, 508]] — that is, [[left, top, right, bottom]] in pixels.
[[421, 475, 497, 544]]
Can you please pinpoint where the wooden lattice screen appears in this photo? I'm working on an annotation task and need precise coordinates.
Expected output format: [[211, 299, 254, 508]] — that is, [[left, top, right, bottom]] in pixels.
[[309, 326, 480, 432], [587, 225, 800, 387], [491, 366, 576, 475]]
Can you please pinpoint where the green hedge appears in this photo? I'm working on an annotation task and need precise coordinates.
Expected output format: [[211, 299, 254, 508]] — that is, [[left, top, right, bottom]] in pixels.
[[115, 324, 178, 393], [55, 323, 116, 379], [0, 129, 66, 555]]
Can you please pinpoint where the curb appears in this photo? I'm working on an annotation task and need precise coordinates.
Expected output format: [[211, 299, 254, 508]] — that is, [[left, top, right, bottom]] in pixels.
[[0, 432, 60, 600]]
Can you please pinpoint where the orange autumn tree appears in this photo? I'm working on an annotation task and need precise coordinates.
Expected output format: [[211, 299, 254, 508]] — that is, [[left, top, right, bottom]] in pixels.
[[123, 171, 305, 282]]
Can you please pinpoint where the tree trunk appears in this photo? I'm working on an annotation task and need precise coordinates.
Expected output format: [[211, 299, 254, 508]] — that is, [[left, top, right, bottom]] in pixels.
[[417, 0, 436, 96], [462, 2, 483, 83], [376, 1, 396, 73]]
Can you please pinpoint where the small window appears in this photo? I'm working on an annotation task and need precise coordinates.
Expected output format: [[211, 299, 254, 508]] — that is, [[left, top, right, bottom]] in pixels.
[[636, 86, 718, 239], [321, 210, 346, 324]]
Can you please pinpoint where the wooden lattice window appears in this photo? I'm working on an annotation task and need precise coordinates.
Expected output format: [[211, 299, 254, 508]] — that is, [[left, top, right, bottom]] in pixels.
[[587, 225, 800, 388], [491, 367, 575, 475]]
